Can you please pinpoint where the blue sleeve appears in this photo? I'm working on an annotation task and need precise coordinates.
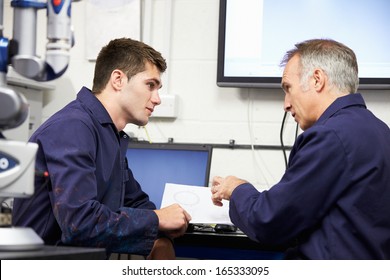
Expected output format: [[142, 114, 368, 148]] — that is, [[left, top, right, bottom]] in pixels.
[[38, 118, 159, 255], [229, 126, 349, 246]]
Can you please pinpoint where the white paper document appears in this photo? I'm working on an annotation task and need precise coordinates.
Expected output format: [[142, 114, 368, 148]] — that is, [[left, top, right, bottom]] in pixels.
[[161, 183, 233, 225]]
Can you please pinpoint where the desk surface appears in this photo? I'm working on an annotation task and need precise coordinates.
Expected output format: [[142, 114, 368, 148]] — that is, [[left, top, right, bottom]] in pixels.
[[175, 231, 285, 259], [0, 245, 107, 260]]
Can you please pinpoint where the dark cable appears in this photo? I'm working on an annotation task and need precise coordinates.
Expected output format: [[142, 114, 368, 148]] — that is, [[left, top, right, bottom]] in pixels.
[[280, 111, 288, 170]]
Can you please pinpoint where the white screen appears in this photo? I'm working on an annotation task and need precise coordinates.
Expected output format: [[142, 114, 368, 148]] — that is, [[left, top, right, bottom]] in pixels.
[[220, 0, 390, 87]]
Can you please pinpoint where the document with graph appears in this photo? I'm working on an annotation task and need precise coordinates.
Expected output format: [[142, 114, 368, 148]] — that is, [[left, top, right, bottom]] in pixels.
[[160, 183, 233, 225]]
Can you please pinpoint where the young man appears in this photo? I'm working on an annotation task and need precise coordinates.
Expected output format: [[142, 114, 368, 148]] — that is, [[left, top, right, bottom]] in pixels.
[[12, 38, 191, 259], [211, 39, 390, 259]]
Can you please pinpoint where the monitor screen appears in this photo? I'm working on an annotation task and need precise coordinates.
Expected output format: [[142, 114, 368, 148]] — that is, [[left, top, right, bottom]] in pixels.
[[217, 0, 390, 89], [126, 142, 213, 209]]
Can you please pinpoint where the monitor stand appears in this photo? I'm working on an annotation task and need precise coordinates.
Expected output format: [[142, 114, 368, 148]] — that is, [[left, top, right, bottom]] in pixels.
[[0, 227, 44, 251]]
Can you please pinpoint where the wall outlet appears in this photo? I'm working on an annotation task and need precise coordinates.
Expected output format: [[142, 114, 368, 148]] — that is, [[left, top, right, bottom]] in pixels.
[[152, 94, 178, 118], [0, 213, 12, 226]]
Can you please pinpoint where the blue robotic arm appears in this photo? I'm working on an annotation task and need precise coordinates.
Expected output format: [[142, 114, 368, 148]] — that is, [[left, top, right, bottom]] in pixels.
[[1, 0, 79, 208], [0, 0, 80, 250], [10, 0, 74, 81], [0, 0, 76, 130]]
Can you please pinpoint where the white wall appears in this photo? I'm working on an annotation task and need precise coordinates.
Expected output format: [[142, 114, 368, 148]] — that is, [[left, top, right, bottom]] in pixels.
[[3, 0, 390, 190]]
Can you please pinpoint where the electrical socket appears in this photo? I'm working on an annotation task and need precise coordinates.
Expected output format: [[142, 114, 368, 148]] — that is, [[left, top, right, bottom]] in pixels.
[[0, 213, 12, 226], [152, 94, 178, 118]]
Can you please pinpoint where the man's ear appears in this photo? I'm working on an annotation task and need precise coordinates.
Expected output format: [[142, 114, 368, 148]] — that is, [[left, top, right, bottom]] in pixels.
[[313, 68, 326, 92], [111, 69, 125, 91]]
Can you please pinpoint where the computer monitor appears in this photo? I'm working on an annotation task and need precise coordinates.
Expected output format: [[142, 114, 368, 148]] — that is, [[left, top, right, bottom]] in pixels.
[[126, 142, 213, 209], [217, 0, 390, 89]]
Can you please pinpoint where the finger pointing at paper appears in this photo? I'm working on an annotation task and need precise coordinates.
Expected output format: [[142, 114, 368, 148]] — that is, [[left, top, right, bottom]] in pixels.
[[211, 175, 248, 207]]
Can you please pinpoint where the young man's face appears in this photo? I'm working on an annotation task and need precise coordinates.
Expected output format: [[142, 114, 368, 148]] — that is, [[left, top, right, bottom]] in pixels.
[[120, 62, 162, 126]]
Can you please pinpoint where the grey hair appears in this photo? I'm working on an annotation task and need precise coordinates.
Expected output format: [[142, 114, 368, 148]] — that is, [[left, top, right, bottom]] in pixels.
[[280, 39, 359, 93]]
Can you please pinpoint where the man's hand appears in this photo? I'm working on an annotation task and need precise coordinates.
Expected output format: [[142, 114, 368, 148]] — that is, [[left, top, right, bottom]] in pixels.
[[154, 203, 191, 238], [211, 175, 247, 206]]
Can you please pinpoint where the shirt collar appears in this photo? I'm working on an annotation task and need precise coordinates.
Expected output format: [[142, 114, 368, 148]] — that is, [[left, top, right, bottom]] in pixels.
[[77, 86, 114, 126], [316, 93, 366, 125]]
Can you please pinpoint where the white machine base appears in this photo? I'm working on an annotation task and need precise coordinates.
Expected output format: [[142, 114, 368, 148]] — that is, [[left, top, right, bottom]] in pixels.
[[0, 227, 44, 251]]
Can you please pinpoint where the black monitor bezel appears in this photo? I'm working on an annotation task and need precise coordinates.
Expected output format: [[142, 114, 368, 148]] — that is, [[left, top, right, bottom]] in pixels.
[[216, 0, 390, 90]]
